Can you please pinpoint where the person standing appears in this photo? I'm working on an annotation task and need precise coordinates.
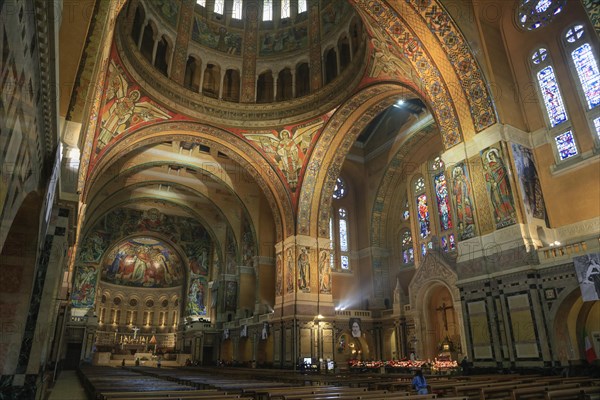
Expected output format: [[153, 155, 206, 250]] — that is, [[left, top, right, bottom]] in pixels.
[[461, 356, 470, 375], [412, 370, 428, 395]]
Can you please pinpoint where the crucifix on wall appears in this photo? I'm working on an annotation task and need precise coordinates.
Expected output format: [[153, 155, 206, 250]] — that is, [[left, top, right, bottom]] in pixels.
[[436, 302, 453, 332], [132, 326, 140, 340]]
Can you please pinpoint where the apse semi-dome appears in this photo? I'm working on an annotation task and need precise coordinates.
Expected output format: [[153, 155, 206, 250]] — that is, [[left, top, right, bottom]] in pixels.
[[100, 237, 184, 288]]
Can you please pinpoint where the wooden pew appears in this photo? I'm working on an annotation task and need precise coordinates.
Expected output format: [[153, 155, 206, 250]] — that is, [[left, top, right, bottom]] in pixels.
[[545, 386, 600, 400], [512, 383, 581, 400]]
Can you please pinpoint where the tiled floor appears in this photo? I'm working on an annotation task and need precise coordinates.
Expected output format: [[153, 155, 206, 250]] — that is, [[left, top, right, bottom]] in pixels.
[[47, 370, 88, 400]]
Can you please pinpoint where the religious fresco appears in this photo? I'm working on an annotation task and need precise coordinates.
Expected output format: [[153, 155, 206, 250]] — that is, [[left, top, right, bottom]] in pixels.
[[258, 24, 308, 56], [286, 247, 295, 293], [297, 247, 310, 292], [321, 0, 353, 36], [192, 15, 242, 55], [241, 215, 256, 269], [71, 266, 98, 308], [245, 118, 324, 191], [100, 237, 184, 288], [148, 0, 180, 27], [95, 59, 172, 154], [275, 253, 283, 296], [511, 143, 547, 222], [78, 207, 217, 268], [318, 249, 331, 294], [187, 275, 208, 317], [224, 280, 237, 311], [225, 227, 238, 274], [481, 144, 517, 229], [450, 163, 476, 240]]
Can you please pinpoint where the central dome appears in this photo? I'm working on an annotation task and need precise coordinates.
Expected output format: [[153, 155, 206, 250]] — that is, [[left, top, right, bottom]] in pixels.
[[117, 0, 367, 126]]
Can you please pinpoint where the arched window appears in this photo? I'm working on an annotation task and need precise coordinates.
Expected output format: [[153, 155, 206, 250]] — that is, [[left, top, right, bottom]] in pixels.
[[333, 177, 346, 199], [531, 47, 579, 162], [564, 25, 600, 110], [338, 208, 349, 270], [402, 198, 410, 221], [330, 178, 351, 271], [298, 0, 307, 14], [401, 230, 414, 265], [214, 0, 224, 15], [232, 0, 243, 20], [263, 0, 273, 21], [414, 177, 430, 239], [516, 0, 565, 31], [281, 0, 291, 19], [431, 157, 452, 231]]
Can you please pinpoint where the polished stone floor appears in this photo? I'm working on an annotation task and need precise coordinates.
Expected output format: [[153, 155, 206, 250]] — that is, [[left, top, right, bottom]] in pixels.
[[47, 370, 88, 400]]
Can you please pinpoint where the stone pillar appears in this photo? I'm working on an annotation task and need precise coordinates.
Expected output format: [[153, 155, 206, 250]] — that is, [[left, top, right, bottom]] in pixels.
[[240, 1, 259, 102], [308, 0, 322, 92], [170, 0, 196, 84]]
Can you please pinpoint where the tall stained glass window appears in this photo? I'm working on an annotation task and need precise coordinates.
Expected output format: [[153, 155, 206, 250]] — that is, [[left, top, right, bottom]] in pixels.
[[402, 231, 413, 264], [338, 208, 349, 270], [537, 65, 568, 127], [434, 172, 453, 231], [594, 117, 600, 140], [402, 198, 410, 220], [263, 0, 273, 21], [416, 194, 430, 238], [554, 131, 578, 160], [232, 0, 243, 19], [214, 0, 224, 15], [281, 0, 291, 19], [564, 25, 600, 110], [298, 0, 307, 14], [333, 177, 346, 199]]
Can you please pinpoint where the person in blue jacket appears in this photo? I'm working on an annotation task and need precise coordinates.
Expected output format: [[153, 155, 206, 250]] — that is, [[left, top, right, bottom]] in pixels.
[[412, 369, 428, 394]]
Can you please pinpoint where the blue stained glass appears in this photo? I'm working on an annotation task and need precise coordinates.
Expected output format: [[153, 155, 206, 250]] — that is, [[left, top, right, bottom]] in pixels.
[[441, 236, 448, 252], [594, 117, 600, 140], [416, 194, 431, 238], [555, 131, 578, 160], [449, 234, 456, 250], [403, 210, 410, 220], [421, 243, 427, 256], [340, 255, 349, 270], [339, 219, 348, 251], [535, 0, 551, 13], [572, 44, 600, 109], [434, 172, 453, 231], [537, 66, 568, 127]]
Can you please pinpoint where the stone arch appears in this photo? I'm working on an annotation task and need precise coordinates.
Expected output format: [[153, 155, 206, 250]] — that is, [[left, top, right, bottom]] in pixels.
[[84, 123, 292, 241]]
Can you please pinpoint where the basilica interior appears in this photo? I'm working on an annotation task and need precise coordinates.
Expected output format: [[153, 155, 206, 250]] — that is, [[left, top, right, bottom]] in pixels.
[[1, 0, 599, 398]]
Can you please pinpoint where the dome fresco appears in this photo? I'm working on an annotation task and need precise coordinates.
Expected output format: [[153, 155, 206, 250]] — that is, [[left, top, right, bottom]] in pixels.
[[100, 237, 185, 288]]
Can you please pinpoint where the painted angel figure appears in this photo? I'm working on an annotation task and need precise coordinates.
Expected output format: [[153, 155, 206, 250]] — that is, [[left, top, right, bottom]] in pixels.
[[97, 61, 170, 151], [246, 121, 322, 190]]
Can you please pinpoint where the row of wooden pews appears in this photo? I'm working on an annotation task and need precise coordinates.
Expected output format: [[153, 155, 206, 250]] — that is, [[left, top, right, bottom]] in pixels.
[[78, 366, 254, 400]]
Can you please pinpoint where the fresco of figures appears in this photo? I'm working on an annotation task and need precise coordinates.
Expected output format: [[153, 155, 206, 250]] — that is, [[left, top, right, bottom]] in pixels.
[[100, 237, 184, 288], [511, 143, 548, 222], [187, 275, 208, 317], [71, 265, 97, 308], [481, 144, 517, 229]]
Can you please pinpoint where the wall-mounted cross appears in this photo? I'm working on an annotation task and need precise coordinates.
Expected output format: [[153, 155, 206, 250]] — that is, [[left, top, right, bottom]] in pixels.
[[436, 302, 453, 332]]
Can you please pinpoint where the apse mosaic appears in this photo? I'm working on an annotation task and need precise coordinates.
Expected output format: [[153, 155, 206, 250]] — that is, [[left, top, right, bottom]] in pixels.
[[148, 0, 180, 27], [77, 207, 217, 269], [511, 143, 547, 222], [100, 237, 184, 288], [481, 145, 517, 229], [321, 0, 353, 36], [187, 275, 208, 317]]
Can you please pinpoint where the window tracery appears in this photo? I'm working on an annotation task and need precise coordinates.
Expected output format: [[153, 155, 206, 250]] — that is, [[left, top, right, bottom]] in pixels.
[[517, 0, 565, 31]]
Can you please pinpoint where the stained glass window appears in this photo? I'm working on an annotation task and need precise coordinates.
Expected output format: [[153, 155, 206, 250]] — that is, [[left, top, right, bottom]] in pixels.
[[402, 231, 413, 264], [298, 0, 307, 14], [434, 172, 453, 231], [441, 236, 448, 252], [281, 0, 291, 19], [565, 25, 584, 43], [517, 0, 565, 31], [449, 234, 456, 250], [554, 131, 578, 160], [333, 177, 346, 199], [196, 0, 206, 6], [594, 117, 600, 140], [339, 208, 348, 252], [214, 0, 224, 14], [232, 0, 243, 19], [421, 243, 427, 256], [431, 156, 444, 171], [571, 44, 600, 109], [341, 255, 349, 270], [263, 0, 273, 21], [531, 48, 548, 65], [403, 198, 410, 220], [537, 66, 568, 127], [414, 177, 425, 193], [416, 194, 431, 238]]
